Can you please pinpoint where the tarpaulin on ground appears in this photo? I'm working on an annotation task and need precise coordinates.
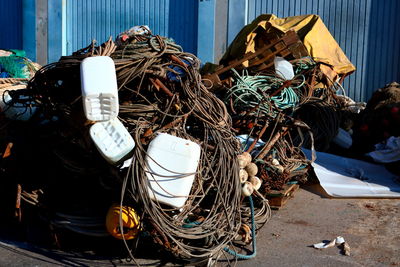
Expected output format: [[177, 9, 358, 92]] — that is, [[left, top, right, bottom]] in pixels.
[[221, 14, 355, 78]]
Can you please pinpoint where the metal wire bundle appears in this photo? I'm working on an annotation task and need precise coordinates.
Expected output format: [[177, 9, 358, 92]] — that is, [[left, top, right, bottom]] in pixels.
[[109, 35, 245, 261], [256, 128, 312, 191], [4, 33, 267, 264], [221, 63, 319, 193]]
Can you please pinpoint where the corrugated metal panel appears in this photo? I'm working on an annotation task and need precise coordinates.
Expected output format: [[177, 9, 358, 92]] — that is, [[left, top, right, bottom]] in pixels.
[[232, 0, 400, 102], [0, 0, 23, 49], [365, 0, 400, 100], [22, 0, 36, 61], [169, 0, 198, 54], [65, 0, 197, 56]]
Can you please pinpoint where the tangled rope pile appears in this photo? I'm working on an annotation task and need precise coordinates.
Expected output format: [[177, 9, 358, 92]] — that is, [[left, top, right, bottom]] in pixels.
[[2, 33, 266, 264], [110, 35, 244, 260], [0, 21, 364, 266], [216, 58, 341, 192]]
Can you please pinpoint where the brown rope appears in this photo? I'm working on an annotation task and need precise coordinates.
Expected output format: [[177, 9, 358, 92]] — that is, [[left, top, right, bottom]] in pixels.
[[0, 78, 29, 84]]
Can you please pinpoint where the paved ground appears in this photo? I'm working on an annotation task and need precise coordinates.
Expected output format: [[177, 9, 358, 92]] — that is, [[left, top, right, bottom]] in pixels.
[[1, 184, 399, 266], [241, 184, 400, 267]]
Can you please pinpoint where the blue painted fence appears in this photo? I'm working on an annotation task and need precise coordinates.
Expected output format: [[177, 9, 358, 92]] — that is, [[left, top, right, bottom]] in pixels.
[[2, 0, 398, 102], [65, 0, 198, 56], [228, 0, 400, 102], [0, 0, 23, 50]]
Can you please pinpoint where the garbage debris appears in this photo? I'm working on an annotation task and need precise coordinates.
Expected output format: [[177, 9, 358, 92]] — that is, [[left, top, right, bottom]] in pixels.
[[366, 136, 400, 163], [109, 34, 251, 260], [203, 26, 351, 195], [313, 238, 336, 249], [1, 29, 273, 265], [1, 11, 388, 264], [203, 30, 308, 90], [313, 236, 350, 256], [353, 82, 400, 153], [116, 25, 151, 46]]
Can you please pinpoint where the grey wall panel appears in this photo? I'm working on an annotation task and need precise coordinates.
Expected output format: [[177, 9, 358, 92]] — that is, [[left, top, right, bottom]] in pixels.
[[232, 0, 400, 102], [65, 0, 197, 56], [0, 0, 23, 50]]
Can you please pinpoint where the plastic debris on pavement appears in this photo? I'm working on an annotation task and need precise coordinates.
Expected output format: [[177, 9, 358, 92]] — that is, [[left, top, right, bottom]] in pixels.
[[313, 236, 351, 256]]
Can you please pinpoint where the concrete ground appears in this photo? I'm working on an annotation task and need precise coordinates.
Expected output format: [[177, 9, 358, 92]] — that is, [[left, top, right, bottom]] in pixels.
[[1, 184, 399, 266], [241, 184, 400, 267]]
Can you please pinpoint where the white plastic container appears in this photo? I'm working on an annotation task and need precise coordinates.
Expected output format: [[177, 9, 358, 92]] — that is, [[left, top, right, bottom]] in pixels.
[[90, 117, 135, 164], [0, 91, 36, 121], [80, 56, 119, 121], [145, 133, 201, 208], [274, 56, 295, 80]]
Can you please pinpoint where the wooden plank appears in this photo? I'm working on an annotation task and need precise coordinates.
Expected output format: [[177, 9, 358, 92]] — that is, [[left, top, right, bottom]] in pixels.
[[267, 183, 299, 210]]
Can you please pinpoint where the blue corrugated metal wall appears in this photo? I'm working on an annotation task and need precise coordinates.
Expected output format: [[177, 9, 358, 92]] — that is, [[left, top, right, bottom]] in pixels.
[[65, 0, 198, 55], [169, 0, 198, 55], [229, 0, 400, 102], [365, 0, 400, 101], [0, 0, 23, 50]]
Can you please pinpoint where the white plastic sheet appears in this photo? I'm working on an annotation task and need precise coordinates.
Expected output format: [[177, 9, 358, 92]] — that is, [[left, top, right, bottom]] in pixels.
[[303, 149, 400, 198]]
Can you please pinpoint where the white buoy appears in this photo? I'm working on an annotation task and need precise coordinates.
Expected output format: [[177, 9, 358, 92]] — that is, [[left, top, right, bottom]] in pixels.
[[242, 181, 254, 196], [249, 176, 262, 191], [237, 154, 248, 168], [239, 169, 249, 183], [242, 152, 252, 165], [245, 163, 258, 177]]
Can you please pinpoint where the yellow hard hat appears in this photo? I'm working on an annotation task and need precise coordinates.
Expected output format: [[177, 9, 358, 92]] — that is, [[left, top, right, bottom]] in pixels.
[[106, 204, 141, 240]]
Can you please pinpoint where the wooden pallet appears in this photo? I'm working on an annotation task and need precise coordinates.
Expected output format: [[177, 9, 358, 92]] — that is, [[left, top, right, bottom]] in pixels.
[[203, 30, 308, 91], [266, 183, 299, 210]]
